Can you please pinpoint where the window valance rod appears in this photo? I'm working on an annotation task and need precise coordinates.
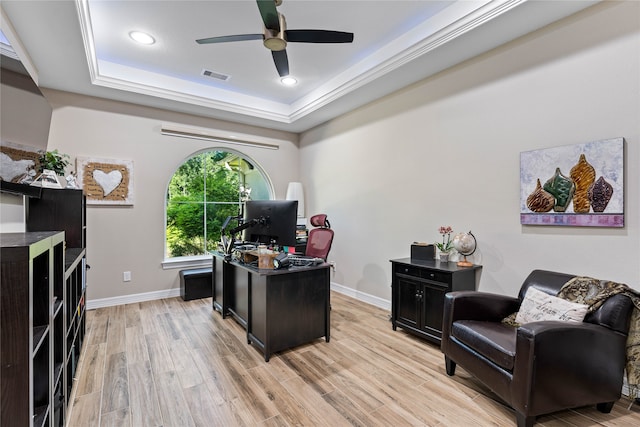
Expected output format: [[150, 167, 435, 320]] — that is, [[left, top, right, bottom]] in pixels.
[[160, 126, 279, 150]]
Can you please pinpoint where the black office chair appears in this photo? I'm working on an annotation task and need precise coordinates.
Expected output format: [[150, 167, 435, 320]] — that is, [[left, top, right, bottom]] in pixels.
[[305, 214, 334, 261]]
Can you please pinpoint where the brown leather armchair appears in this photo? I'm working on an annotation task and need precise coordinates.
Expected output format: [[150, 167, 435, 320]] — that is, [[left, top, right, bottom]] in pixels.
[[441, 270, 634, 427]]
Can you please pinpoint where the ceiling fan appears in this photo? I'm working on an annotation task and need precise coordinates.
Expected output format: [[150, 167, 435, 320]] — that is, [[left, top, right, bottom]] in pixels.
[[196, 0, 354, 78]]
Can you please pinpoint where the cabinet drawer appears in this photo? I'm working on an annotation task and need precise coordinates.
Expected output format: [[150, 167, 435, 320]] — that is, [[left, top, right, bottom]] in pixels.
[[394, 264, 451, 284], [422, 270, 451, 284], [395, 265, 423, 278]]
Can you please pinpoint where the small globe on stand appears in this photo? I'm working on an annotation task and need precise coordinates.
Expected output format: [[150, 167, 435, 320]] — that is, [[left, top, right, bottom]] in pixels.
[[453, 231, 477, 267]]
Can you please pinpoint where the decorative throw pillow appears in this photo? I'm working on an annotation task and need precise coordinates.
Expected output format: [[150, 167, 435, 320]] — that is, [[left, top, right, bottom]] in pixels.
[[515, 287, 589, 324]]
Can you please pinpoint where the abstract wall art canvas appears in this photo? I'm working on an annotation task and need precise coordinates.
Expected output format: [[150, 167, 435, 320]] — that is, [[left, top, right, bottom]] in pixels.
[[520, 138, 624, 227]]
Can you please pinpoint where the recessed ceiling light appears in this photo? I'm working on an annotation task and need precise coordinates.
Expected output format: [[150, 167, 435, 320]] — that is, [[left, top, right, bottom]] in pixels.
[[281, 76, 297, 86], [129, 31, 155, 45]]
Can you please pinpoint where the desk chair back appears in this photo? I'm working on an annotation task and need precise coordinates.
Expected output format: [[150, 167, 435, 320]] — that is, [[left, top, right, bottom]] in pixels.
[[305, 214, 334, 261]]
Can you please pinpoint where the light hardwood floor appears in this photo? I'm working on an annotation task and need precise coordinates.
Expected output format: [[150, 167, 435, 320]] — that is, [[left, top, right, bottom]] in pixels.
[[66, 292, 640, 426]]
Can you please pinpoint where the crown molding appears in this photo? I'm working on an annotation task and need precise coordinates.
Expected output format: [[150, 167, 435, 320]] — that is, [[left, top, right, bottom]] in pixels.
[[75, 0, 519, 125], [74, 0, 595, 129]]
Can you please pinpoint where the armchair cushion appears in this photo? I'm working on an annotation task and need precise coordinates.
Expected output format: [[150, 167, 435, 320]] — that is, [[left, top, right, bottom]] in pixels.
[[515, 287, 589, 324], [452, 320, 517, 370]]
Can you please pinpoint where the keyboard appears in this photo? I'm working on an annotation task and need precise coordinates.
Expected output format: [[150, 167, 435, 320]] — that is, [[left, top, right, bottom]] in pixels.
[[287, 255, 324, 266]]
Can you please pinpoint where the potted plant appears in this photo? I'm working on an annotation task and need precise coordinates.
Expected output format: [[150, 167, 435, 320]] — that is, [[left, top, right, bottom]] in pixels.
[[37, 149, 71, 176], [435, 225, 454, 262]]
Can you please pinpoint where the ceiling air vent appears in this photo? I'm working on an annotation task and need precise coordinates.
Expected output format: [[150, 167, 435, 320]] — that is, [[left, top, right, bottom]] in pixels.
[[201, 69, 230, 81]]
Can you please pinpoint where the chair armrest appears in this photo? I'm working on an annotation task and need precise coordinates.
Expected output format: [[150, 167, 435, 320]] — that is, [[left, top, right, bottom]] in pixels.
[[442, 292, 520, 354], [511, 321, 627, 413], [444, 291, 520, 323]]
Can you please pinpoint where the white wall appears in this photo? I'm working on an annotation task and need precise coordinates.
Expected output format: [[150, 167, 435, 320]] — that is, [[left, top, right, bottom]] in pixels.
[[43, 91, 299, 302], [299, 1, 640, 302], [0, 193, 25, 232], [7, 2, 637, 307], [1, 68, 51, 152]]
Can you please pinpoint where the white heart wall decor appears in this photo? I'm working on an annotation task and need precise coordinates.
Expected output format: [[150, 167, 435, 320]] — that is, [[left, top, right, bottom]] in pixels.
[[0, 152, 35, 182], [93, 169, 123, 196]]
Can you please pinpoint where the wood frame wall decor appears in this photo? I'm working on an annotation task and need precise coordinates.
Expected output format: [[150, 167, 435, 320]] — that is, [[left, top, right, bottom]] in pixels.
[[76, 156, 134, 205], [520, 137, 624, 227]]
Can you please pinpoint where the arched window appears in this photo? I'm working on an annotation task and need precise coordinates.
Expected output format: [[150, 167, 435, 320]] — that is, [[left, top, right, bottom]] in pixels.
[[165, 150, 271, 258]]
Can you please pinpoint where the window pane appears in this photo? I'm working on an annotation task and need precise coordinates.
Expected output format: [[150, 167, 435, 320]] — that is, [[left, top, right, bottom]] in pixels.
[[204, 152, 240, 203], [166, 149, 272, 258], [205, 203, 240, 253], [166, 201, 205, 257], [167, 155, 204, 202], [245, 168, 270, 200]]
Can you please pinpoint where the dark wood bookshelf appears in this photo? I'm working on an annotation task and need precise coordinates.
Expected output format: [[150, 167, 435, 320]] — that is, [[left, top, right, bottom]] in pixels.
[[1, 186, 88, 427], [0, 180, 44, 198], [1, 231, 63, 427]]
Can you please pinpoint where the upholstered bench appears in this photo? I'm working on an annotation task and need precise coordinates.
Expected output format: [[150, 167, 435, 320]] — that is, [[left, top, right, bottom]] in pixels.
[[179, 267, 212, 301]]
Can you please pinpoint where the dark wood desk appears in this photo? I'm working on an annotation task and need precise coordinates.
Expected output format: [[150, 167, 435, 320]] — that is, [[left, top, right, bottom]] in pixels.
[[212, 253, 330, 361]]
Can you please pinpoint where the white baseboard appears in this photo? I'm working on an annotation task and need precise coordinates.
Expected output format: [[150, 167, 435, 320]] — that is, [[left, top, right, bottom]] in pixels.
[[87, 288, 182, 310], [330, 282, 390, 311], [86, 281, 391, 311]]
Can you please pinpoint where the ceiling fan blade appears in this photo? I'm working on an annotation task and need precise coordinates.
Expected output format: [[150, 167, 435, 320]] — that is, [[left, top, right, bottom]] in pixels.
[[256, 0, 280, 31], [285, 30, 354, 43], [196, 34, 264, 44], [271, 49, 289, 77]]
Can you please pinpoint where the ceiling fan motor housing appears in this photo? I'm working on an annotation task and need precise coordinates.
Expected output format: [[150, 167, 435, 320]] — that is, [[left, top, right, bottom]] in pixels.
[[196, 1, 353, 78], [263, 13, 287, 51]]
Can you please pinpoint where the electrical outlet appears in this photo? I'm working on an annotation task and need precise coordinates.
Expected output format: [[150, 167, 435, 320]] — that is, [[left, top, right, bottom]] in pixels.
[[123, 271, 131, 282]]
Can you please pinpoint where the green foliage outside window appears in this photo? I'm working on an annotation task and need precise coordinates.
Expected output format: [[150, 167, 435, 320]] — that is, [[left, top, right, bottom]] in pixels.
[[166, 151, 262, 257]]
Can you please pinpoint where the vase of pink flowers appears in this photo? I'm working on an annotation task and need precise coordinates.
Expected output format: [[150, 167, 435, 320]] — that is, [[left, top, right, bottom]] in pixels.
[[435, 225, 454, 262]]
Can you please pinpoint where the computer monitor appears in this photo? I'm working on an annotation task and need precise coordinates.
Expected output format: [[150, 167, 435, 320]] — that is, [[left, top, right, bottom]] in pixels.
[[242, 200, 298, 247]]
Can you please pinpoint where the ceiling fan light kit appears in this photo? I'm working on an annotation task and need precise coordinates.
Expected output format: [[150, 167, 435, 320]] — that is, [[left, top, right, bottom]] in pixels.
[[196, 0, 354, 78], [263, 36, 286, 51], [263, 13, 287, 51], [280, 76, 297, 86]]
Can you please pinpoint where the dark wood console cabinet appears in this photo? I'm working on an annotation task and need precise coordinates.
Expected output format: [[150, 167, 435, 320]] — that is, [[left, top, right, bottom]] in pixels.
[[390, 258, 481, 345]]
